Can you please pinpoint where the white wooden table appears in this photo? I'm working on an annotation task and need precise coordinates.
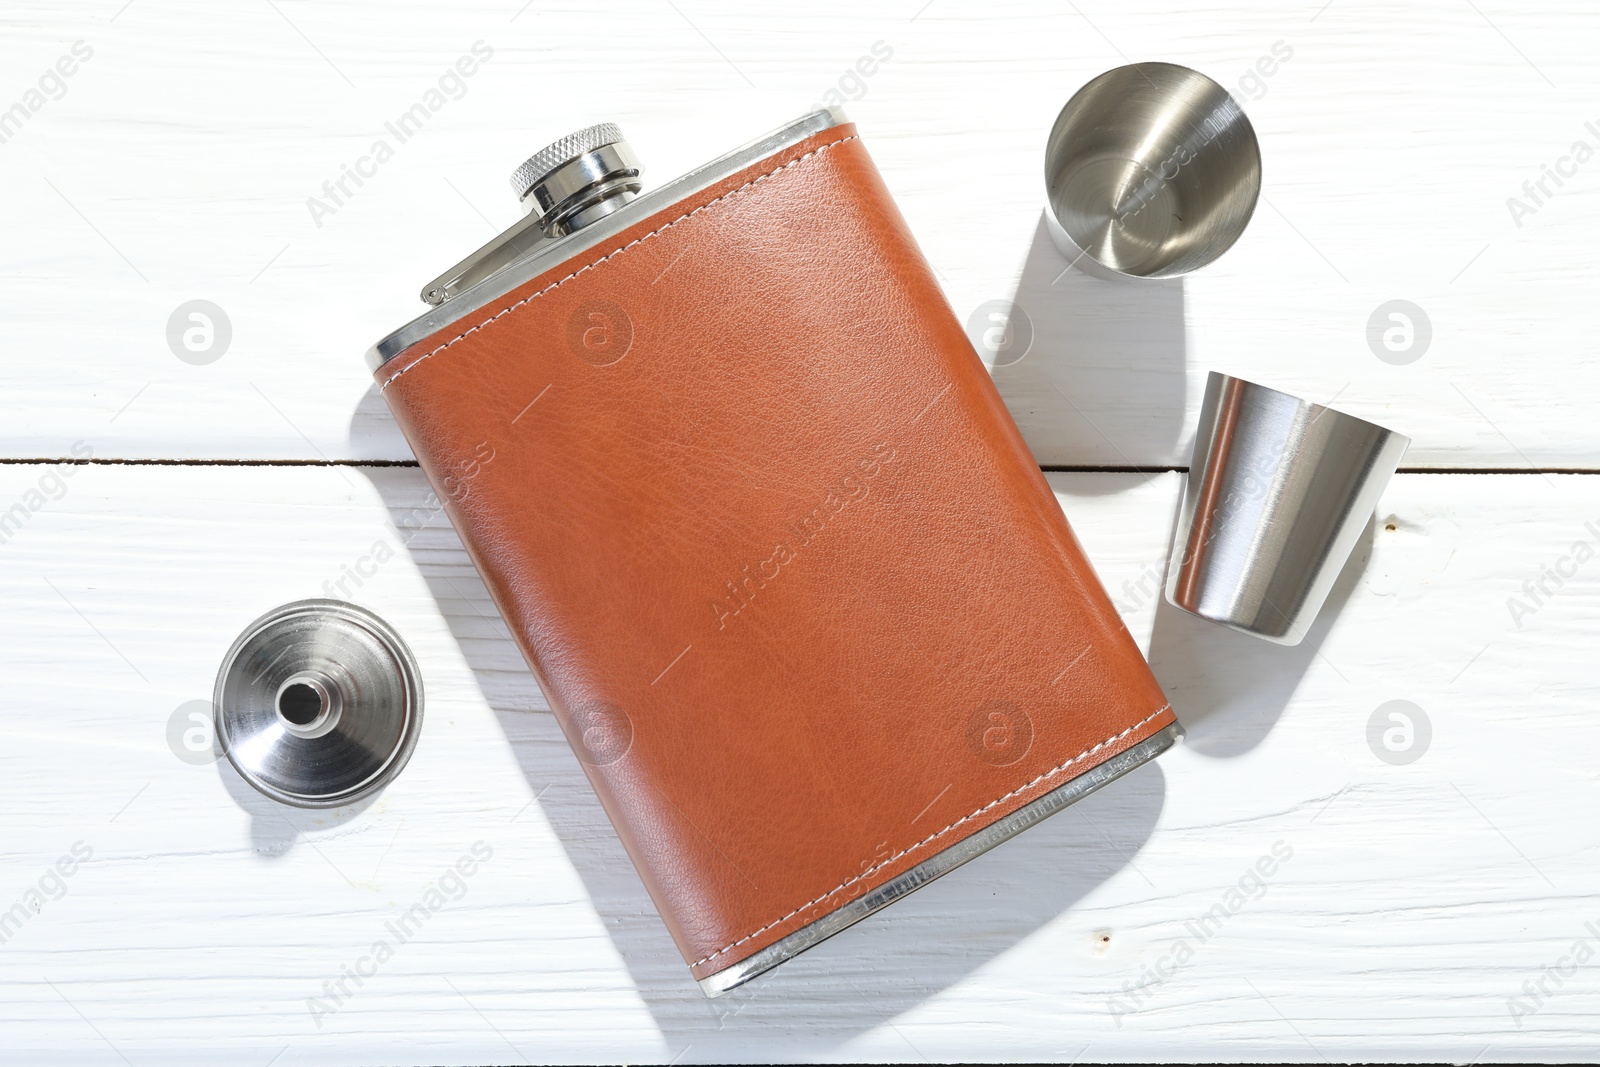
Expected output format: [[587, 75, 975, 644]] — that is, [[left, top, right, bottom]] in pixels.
[[3, 1, 1596, 1061]]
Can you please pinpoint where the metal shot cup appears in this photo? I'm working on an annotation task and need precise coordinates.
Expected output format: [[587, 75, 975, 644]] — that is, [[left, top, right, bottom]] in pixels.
[[1044, 62, 1261, 280], [1164, 373, 1410, 645]]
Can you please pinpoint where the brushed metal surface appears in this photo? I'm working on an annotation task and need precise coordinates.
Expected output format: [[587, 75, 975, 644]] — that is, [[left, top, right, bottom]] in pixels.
[[1044, 62, 1260, 279], [213, 599, 424, 807], [1165, 373, 1410, 644]]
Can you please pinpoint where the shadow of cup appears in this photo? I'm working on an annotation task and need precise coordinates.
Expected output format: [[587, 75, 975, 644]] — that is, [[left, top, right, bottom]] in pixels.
[[1147, 515, 1376, 758], [975, 213, 1189, 473]]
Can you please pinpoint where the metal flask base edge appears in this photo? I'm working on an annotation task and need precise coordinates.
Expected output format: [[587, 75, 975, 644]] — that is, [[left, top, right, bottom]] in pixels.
[[697, 720, 1182, 997]]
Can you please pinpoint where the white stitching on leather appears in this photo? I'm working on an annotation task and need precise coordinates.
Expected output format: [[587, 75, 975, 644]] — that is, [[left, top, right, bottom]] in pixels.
[[690, 704, 1174, 970], [379, 134, 860, 390]]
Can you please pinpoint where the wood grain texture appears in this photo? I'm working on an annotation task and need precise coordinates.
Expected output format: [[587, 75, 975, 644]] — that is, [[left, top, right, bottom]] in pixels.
[[1, 463, 1596, 1062], [1, 0, 1596, 464], [3, 0, 1598, 1061]]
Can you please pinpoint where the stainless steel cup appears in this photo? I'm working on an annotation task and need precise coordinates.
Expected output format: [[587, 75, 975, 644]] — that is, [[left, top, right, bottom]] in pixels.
[[1045, 62, 1260, 279], [1165, 373, 1410, 644]]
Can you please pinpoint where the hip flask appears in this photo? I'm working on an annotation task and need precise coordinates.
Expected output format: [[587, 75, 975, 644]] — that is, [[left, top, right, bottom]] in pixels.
[[368, 109, 1180, 995]]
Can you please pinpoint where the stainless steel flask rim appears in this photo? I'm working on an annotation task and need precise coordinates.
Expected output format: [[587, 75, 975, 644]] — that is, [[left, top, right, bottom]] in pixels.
[[509, 122, 642, 236], [509, 122, 626, 200], [214, 599, 424, 808], [420, 123, 643, 307], [700, 721, 1182, 997], [362, 105, 1185, 999], [519, 139, 642, 235], [376, 108, 849, 367]]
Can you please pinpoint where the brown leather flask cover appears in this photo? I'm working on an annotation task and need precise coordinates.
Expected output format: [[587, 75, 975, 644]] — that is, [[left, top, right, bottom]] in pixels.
[[376, 120, 1176, 983]]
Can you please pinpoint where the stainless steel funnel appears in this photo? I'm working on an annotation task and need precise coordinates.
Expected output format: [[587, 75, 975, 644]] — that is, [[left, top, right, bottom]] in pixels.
[[1165, 373, 1410, 644], [214, 599, 424, 807]]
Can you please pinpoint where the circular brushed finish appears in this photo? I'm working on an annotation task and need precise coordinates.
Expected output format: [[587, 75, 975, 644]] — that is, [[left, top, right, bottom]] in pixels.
[[1045, 62, 1260, 279], [214, 599, 424, 808], [510, 123, 625, 200]]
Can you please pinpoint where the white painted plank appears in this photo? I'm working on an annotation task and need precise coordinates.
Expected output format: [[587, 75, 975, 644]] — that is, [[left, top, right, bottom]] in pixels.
[[0, 462, 1595, 1061], [1, 1, 1597, 464]]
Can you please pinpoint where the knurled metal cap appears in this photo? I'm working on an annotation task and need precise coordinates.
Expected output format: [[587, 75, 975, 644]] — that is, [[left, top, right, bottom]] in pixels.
[[510, 123, 625, 200]]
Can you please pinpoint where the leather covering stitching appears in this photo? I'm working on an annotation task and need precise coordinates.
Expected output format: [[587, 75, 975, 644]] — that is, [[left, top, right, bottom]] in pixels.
[[379, 134, 860, 389], [691, 704, 1174, 970]]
